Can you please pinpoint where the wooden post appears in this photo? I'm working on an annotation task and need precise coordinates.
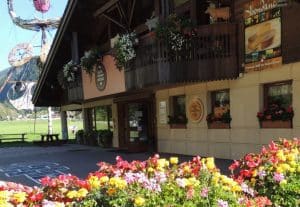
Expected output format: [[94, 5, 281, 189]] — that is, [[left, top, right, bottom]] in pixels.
[[48, 107, 53, 135], [61, 111, 69, 140]]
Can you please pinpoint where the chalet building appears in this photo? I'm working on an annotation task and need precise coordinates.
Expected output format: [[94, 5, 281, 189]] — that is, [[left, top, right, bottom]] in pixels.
[[33, 0, 300, 159]]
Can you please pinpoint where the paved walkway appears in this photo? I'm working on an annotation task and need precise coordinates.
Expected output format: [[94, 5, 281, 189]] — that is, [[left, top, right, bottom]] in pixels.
[[0, 144, 232, 186]]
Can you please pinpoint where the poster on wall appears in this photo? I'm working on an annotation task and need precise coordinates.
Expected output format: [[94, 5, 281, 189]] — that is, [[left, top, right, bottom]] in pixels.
[[244, 3, 282, 72], [159, 101, 167, 124]]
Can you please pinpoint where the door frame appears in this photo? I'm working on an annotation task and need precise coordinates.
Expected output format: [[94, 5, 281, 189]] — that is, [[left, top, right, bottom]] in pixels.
[[116, 94, 157, 152]]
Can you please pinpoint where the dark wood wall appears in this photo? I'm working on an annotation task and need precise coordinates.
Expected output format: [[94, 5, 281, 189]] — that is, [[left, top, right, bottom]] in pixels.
[[281, 3, 300, 64], [234, 0, 300, 71]]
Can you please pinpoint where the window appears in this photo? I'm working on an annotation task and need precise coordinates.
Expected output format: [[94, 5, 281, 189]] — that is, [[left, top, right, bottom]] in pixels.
[[264, 81, 292, 109], [169, 95, 187, 127], [258, 81, 293, 128], [94, 105, 113, 130], [207, 90, 231, 129]]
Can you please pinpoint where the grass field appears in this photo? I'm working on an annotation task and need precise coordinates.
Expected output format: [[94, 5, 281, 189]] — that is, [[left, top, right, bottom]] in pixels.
[[0, 119, 84, 141]]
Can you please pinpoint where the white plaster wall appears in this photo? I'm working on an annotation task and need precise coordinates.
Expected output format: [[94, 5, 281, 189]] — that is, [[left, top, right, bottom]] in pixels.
[[156, 62, 300, 160]]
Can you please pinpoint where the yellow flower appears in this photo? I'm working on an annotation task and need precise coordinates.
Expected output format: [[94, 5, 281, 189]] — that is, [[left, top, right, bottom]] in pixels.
[[187, 177, 200, 187], [66, 190, 78, 199], [232, 184, 242, 192], [206, 157, 215, 170], [109, 177, 127, 189], [107, 188, 116, 196], [170, 157, 179, 165], [250, 178, 256, 185], [276, 150, 286, 161], [0, 201, 13, 207], [77, 188, 88, 198], [147, 167, 154, 173], [55, 202, 65, 207], [157, 159, 168, 168], [183, 166, 191, 173], [88, 176, 101, 189], [12, 192, 27, 203], [0, 190, 10, 200], [134, 196, 145, 206], [100, 176, 109, 184]]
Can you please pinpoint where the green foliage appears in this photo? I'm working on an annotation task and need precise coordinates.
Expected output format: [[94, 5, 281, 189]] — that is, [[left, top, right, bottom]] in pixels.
[[97, 130, 113, 148], [114, 33, 138, 70], [155, 14, 192, 52], [80, 47, 101, 75]]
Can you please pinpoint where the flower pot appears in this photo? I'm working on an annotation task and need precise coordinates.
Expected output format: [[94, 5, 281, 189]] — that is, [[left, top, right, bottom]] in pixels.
[[260, 120, 292, 128], [208, 122, 230, 129], [169, 124, 187, 129]]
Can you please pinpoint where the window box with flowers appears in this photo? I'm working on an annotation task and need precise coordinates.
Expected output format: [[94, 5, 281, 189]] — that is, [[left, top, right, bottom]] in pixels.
[[257, 106, 294, 128], [258, 81, 293, 128], [207, 90, 231, 129], [207, 111, 232, 129]]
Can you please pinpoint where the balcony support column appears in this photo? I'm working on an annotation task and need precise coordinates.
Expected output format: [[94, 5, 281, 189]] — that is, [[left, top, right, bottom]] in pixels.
[[60, 110, 69, 140]]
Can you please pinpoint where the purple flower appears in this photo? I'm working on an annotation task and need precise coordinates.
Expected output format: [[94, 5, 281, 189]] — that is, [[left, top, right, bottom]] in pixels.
[[273, 172, 284, 182], [241, 183, 254, 197], [258, 170, 266, 179], [200, 187, 209, 197], [217, 199, 229, 207], [154, 172, 167, 183], [176, 178, 186, 188]]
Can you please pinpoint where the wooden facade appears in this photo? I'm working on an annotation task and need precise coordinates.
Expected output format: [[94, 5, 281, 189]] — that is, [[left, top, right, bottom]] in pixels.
[[126, 23, 238, 90]]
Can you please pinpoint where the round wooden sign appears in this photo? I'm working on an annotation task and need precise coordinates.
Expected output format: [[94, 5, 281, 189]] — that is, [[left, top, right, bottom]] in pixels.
[[188, 97, 204, 123], [95, 62, 107, 91]]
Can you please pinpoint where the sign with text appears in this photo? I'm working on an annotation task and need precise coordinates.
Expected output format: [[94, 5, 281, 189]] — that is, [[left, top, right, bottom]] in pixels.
[[244, 6, 282, 72], [159, 101, 167, 124]]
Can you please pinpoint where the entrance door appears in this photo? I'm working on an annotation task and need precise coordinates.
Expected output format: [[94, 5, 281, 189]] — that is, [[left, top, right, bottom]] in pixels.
[[118, 99, 155, 152]]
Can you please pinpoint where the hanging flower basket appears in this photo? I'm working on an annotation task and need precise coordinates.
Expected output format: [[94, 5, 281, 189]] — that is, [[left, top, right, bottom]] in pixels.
[[33, 0, 50, 13]]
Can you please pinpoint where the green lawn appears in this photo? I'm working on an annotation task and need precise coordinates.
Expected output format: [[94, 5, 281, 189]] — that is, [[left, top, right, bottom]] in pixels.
[[0, 119, 83, 141]]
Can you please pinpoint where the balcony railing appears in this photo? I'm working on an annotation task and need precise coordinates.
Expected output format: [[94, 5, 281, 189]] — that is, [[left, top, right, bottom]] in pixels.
[[125, 23, 238, 90]]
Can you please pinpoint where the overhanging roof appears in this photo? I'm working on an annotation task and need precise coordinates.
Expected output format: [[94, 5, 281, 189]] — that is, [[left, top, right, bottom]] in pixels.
[[32, 0, 115, 106]]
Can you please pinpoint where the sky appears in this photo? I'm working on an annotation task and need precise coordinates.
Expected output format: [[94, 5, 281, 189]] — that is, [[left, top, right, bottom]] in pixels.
[[0, 0, 68, 71]]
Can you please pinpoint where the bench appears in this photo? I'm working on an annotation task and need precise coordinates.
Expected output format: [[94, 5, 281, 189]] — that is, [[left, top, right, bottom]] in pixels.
[[0, 133, 27, 143], [40, 134, 59, 142]]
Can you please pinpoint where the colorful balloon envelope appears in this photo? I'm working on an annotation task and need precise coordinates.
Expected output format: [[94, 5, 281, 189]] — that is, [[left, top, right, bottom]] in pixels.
[[33, 0, 50, 13]]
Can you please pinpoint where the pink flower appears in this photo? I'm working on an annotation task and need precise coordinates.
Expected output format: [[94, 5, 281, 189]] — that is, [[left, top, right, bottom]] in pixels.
[[273, 172, 284, 182], [200, 187, 209, 197], [217, 199, 229, 207]]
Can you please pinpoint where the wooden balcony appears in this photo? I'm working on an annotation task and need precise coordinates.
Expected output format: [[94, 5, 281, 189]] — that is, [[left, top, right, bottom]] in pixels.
[[125, 23, 239, 90]]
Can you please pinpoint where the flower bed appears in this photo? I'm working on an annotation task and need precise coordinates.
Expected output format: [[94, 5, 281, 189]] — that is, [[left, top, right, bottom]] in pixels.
[[230, 138, 300, 207], [1, 138, 299, 206]]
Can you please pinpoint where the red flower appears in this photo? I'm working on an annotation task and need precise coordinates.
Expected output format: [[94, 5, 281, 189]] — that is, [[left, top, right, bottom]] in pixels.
[[229, 160, 240, 171]]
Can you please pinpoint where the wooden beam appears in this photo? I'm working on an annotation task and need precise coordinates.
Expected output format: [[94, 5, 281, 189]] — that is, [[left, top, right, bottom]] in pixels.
[[129, 0, 136, 27], [102, 14, 126, 29], [93, 0, 119, 17], [117, 2, 129, 29]]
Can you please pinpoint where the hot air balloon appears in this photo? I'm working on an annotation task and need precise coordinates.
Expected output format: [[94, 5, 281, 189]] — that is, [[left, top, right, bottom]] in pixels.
[[33, 0, 50, 13]]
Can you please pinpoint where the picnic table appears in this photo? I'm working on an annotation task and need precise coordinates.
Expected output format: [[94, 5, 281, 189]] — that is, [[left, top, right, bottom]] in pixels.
[[40, 134, 59, 142], [0, 133, 27, 143]]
